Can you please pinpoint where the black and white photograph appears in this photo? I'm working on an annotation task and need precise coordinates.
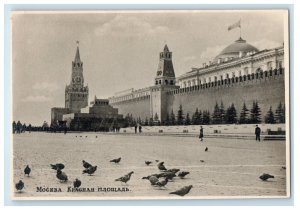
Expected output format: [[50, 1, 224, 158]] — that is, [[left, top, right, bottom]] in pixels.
[[11, 10, 290, 200]]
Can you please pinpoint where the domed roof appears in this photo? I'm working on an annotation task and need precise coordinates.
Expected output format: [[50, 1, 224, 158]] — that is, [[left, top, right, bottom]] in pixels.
[[215, 37, 259, 60]]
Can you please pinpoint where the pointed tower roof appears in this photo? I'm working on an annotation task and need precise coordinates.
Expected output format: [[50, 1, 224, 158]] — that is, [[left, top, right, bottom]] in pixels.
[[163, 44, 169, 52], [74, 41, 81, 63]]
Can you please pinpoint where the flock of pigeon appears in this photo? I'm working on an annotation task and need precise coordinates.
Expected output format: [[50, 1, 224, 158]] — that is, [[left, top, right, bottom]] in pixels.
[[15, 145, 282, 196]]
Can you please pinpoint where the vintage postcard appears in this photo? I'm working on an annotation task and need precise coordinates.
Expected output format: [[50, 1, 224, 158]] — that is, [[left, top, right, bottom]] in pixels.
[[11, 10, 290, 200]]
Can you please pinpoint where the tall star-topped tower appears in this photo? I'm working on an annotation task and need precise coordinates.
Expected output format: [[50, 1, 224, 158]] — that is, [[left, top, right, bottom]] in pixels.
[[155, 44, 176, 86], [65, 41, 89, 113], [150, 44, 179, 122]]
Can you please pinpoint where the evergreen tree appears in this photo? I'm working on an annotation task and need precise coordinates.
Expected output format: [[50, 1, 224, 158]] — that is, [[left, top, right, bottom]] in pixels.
[[202, 110, 211, 124], [185, 113, 191, 125], [165, 113, 170, 126], [275, 102, 285, 123], [265, 106, 275, 124], [198, 110, 203, 124], [220, 101, 225, 124], [225, 103, 237, 124], [192, 108, 199, 125], [154, 113, 159, 122], [149, 117, 154, 126], [250, 101, 262, 123], [177, 105, 184, 125], [212, 102, 221, 124], [239, 102, 249, 124], [170, 109, 176, 125], [144, 117, 149, 126]]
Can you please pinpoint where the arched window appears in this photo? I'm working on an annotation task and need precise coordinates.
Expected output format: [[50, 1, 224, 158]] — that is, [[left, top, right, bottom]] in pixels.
[[165, 80, 168, 85]]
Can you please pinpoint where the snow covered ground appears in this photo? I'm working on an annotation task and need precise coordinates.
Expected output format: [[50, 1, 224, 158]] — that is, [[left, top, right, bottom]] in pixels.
[[12, 132, 288, 199]]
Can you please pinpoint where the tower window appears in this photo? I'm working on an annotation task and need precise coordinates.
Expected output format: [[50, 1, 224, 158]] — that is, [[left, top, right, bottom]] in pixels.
[[156, 81, 158, 85], [170, 80, 174, 85], [165, 80, 168, 85], [159, 80, 161, 84]]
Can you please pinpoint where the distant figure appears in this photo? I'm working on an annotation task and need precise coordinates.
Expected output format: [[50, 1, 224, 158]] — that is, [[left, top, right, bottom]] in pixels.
[[15, 180, 24, 192], [259, 173, 274, 181], [24, 165, 31, 176], [205, 147, 208, 152], [139, 125, 142, 133], [12, 121, 16, 134], [134, 125, 137, 134], [255, 125, 261, 141], [73, 178, 81, 188], [199, 126, 204, 141]]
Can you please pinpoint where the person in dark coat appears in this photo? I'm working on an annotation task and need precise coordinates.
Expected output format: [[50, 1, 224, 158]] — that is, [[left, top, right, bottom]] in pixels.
[[134, 125, 137, 134], [139, 125, 142, 133], [199, 126, 204, 141], [255, 125, 261, 141]]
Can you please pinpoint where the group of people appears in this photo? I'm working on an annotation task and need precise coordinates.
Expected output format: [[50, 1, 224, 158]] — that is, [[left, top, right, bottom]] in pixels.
[[134, 124, 142, 134], [198, 125, 262, 142], [12, 121, 31, 134]]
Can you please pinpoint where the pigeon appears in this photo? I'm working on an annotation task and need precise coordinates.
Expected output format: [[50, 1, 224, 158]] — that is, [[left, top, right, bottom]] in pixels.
[[200, 160, 205, 163], [96, 136, 98, 138], [155, 160, 160, 162], [56, 169, 68, 182], [50, 163, 65, 170], [154, 178, 169, 188], [15, 180, 24, 191], [259, 173, 275, 181], [157, 172, 176, 180], [85, 136, 87, 138], [166, 168, 180, 174], [24, 165, 31, 176], [82, 166, 97, 176], [75, 136, 77, 138], [142, 173, 160, 180], [178, 171, 190, 179], [282, 166, 286, 170], [110, 157, 121, 164], [148, 176, 159, 185], [158, 162, 167, 171], [145, 161, 152, 166], [115, 171, 134, 184], [82, 160, 92, 169], [73, 178, 81, 188], [170, 185, 193, 196], [205, 147, 208, 152]]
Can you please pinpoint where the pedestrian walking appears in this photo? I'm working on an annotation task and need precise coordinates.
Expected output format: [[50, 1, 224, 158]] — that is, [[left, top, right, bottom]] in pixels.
[[255, 125, 261, 141], [134, 125, 137, 134], [199, 126, 204, 141], [139, 125, 142, 133]]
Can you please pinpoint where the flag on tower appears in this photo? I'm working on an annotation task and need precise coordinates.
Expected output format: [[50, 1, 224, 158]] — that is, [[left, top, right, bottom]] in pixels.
[[228, 20, 241, 31]]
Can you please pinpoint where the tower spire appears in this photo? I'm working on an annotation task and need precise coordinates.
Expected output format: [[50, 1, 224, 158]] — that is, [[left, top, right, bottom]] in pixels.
[[74, 41, 81, 63]]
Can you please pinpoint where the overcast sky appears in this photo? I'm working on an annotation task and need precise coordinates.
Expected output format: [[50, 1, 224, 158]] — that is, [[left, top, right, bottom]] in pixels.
[[12, 10, 286, 126]]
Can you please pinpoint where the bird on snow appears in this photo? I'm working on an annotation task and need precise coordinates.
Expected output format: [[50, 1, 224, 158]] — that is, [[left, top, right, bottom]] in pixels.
[[82, 160, 92, 169], [145, 161, 152, 166], [178, 171, 190, 179], [166, 168, 180, 174], [50, 163, 65, 170], [205, 147, 208, 152], [110, 157, 121, 164], [15, 180, 24, 192], [56, 169, 68, 182], [170, 185, 193, 196], [115, 171, 134, 184], [73, 178, 81, 188], [154, 177, 169, 188], [24, 165, 31, 176], [157, 162, 167, 171], [82, 166, 97, 176], [200, 160, 205, 163], [259, 173, 275, 181]]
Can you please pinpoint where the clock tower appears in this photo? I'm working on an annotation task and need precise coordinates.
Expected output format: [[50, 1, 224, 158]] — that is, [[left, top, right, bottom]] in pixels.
[[65, 41, 89, 113], [150, 44, 179, 122]]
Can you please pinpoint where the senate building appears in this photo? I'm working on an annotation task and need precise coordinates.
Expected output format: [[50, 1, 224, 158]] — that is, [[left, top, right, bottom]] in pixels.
[[51, 34, 285, 128]]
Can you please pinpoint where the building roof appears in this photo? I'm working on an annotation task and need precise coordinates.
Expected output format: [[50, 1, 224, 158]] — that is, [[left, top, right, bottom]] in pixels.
[[215, 37, 259, 60]]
